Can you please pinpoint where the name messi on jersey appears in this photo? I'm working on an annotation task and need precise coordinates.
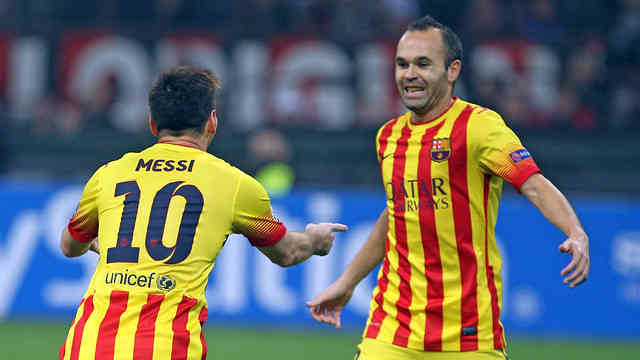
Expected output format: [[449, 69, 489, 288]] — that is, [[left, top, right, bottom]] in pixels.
[[135, 159, 195, 172]]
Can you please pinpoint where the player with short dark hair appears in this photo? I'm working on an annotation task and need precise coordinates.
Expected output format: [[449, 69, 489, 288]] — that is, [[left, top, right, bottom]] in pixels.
[[59, 65, 347, 360], [307, 15, 590, 360]]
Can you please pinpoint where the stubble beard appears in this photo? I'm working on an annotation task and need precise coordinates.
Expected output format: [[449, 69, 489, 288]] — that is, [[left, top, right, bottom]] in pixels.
[[402, 74, 449, 116]]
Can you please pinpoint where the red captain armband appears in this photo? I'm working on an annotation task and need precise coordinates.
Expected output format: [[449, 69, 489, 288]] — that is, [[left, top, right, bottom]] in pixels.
[[509, 163, 541, 193], [67, 222, 97, 243], [248, 223, 287, 247]]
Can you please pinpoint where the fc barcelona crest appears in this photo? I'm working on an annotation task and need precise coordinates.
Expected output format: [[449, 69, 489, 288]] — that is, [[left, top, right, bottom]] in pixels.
[[431, 138, 451, 162]]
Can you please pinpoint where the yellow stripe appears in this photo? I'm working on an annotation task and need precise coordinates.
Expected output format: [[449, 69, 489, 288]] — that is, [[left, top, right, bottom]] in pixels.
[[153, 296, 180, 360], [403, 126, 426, 348], [78, 295, 107, 360], [187, 306, 204, 360], [430, 113, 461, 351], [466, 116, 493, 350], [114, 293, 144, 360], [488, 176, 505, 347], [376, 115, 406, 344]]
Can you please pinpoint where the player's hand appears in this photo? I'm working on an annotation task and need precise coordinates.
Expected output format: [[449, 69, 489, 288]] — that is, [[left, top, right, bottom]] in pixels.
[[559, 233, 590, 288], [306, 280, 354, 329], [305, 223, 348, 256]]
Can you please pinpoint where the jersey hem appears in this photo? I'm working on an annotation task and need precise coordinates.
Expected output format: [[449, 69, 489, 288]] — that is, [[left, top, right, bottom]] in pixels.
[[363, 334, 506, 352]]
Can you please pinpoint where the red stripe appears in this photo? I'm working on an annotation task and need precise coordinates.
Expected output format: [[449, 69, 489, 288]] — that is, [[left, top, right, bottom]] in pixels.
[[171, 296, 199, 360], [484, 176, 505, 349], [365, 117, 400, 340], [449, 105, 479, 351], [95, 291, 129, 359], [199, 307, 208, 360], [70, 296, 95, 360], [377, 117, 400, 161], [133, 294, 165, 360], [364, 235, 391, 339], [390, 123, 413, 347], [417, 123, 446, 351], [60, 298, 86, 360]]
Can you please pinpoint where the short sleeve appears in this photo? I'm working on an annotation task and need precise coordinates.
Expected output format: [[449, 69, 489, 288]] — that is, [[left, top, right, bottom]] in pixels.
[[232, 174, 287, 247], [473, 111, 541, 192], [67, 166, 103, 243]]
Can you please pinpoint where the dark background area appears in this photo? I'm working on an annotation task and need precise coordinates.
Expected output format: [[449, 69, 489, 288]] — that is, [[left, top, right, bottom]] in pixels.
[[0, 0, 638, 195]]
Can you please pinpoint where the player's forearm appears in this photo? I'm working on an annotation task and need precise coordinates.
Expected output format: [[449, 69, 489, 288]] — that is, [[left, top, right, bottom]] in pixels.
[[521, 174, 586, 238], [337, 208, 388, 289], [275, 231, 317, 267]]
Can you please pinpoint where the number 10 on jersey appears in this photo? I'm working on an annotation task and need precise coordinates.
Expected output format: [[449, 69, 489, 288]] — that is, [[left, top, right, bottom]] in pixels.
[[106, 181, 204, 264]]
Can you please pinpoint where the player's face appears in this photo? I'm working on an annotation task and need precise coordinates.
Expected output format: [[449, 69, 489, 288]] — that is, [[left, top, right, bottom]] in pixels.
[[395, 29, 452, 115]]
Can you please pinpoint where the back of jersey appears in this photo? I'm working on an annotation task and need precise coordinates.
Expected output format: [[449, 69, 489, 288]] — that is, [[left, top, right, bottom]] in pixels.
[[61, 143, 282, 360]]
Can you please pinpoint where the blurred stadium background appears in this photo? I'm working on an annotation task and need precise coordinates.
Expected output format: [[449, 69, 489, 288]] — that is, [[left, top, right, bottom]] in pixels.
[[0, 0, 639, 359]]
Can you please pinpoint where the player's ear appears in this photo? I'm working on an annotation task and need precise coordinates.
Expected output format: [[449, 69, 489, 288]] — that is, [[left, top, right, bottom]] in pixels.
[[206, 109, 217, 135], [447, 59, 461, 83], [149, 115, 159, 137]]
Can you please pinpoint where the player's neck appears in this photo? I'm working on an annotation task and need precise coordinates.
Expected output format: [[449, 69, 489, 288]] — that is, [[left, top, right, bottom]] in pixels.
[[411, 96, 455, 124], [157, 136, 206, 151]]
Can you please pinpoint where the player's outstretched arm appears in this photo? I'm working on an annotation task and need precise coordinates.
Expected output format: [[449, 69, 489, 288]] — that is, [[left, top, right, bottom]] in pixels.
[[306, 208, 388, 328], [521, 173, 590, 287], [60, 227, 98, 257], [258, 223, 348, 267]]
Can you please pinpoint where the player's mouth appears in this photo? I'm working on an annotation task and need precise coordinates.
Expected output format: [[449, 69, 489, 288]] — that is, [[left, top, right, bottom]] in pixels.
[[403, 86, 426, 98]]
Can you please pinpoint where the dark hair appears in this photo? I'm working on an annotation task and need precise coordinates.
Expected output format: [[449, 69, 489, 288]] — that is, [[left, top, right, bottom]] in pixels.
[[148, 65, 221, 134], [407, 15, 463, 69]]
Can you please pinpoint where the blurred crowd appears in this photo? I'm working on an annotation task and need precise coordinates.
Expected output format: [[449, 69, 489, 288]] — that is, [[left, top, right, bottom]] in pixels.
[[0, 0, 639, 134]]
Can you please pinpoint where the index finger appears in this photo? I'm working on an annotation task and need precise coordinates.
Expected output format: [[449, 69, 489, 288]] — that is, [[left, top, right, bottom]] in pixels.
[[326, 223, 348, 232]]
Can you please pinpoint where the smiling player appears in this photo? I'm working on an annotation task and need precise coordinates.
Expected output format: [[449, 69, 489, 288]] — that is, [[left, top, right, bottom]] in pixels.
[[307, 15, 590, 360]]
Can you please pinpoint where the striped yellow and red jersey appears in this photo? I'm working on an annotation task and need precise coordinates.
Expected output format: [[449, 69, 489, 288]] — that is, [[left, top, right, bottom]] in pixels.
[[60, 143, 286, 360], [364, 98, 540, 352]]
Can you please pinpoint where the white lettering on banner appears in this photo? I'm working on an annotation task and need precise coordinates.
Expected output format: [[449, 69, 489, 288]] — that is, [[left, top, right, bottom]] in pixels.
[[0, 212, 40, 319], [155, 36, 228, 85], [613, 232, 640, 277], [42, 186, 98, 307], [356, 44, 394, 124], [612, 232, 640, 304], [231, 41, 267, 130], [9, 37, 47, 122], [496, 236, 508, 317], [69, 36, 151, 133], [303, 193, 341, 303], [510, 286, 542, 323], [272, 42, 354, 129], [255, 251, 296, 314], [206, 234, 249, 313], [303, 251, 336, 307]]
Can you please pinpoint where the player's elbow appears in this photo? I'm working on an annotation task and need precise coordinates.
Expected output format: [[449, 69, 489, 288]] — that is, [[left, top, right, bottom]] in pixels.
[[60, 238, 83, 258], [60, 241, 75, 257]]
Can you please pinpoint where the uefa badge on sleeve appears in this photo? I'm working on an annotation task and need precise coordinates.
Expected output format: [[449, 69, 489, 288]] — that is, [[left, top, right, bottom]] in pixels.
[[431, 138, 451, 162]]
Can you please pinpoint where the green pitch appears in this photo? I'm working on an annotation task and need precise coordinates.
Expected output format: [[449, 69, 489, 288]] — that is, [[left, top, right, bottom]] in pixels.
[[0, 321, 638, 359]]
